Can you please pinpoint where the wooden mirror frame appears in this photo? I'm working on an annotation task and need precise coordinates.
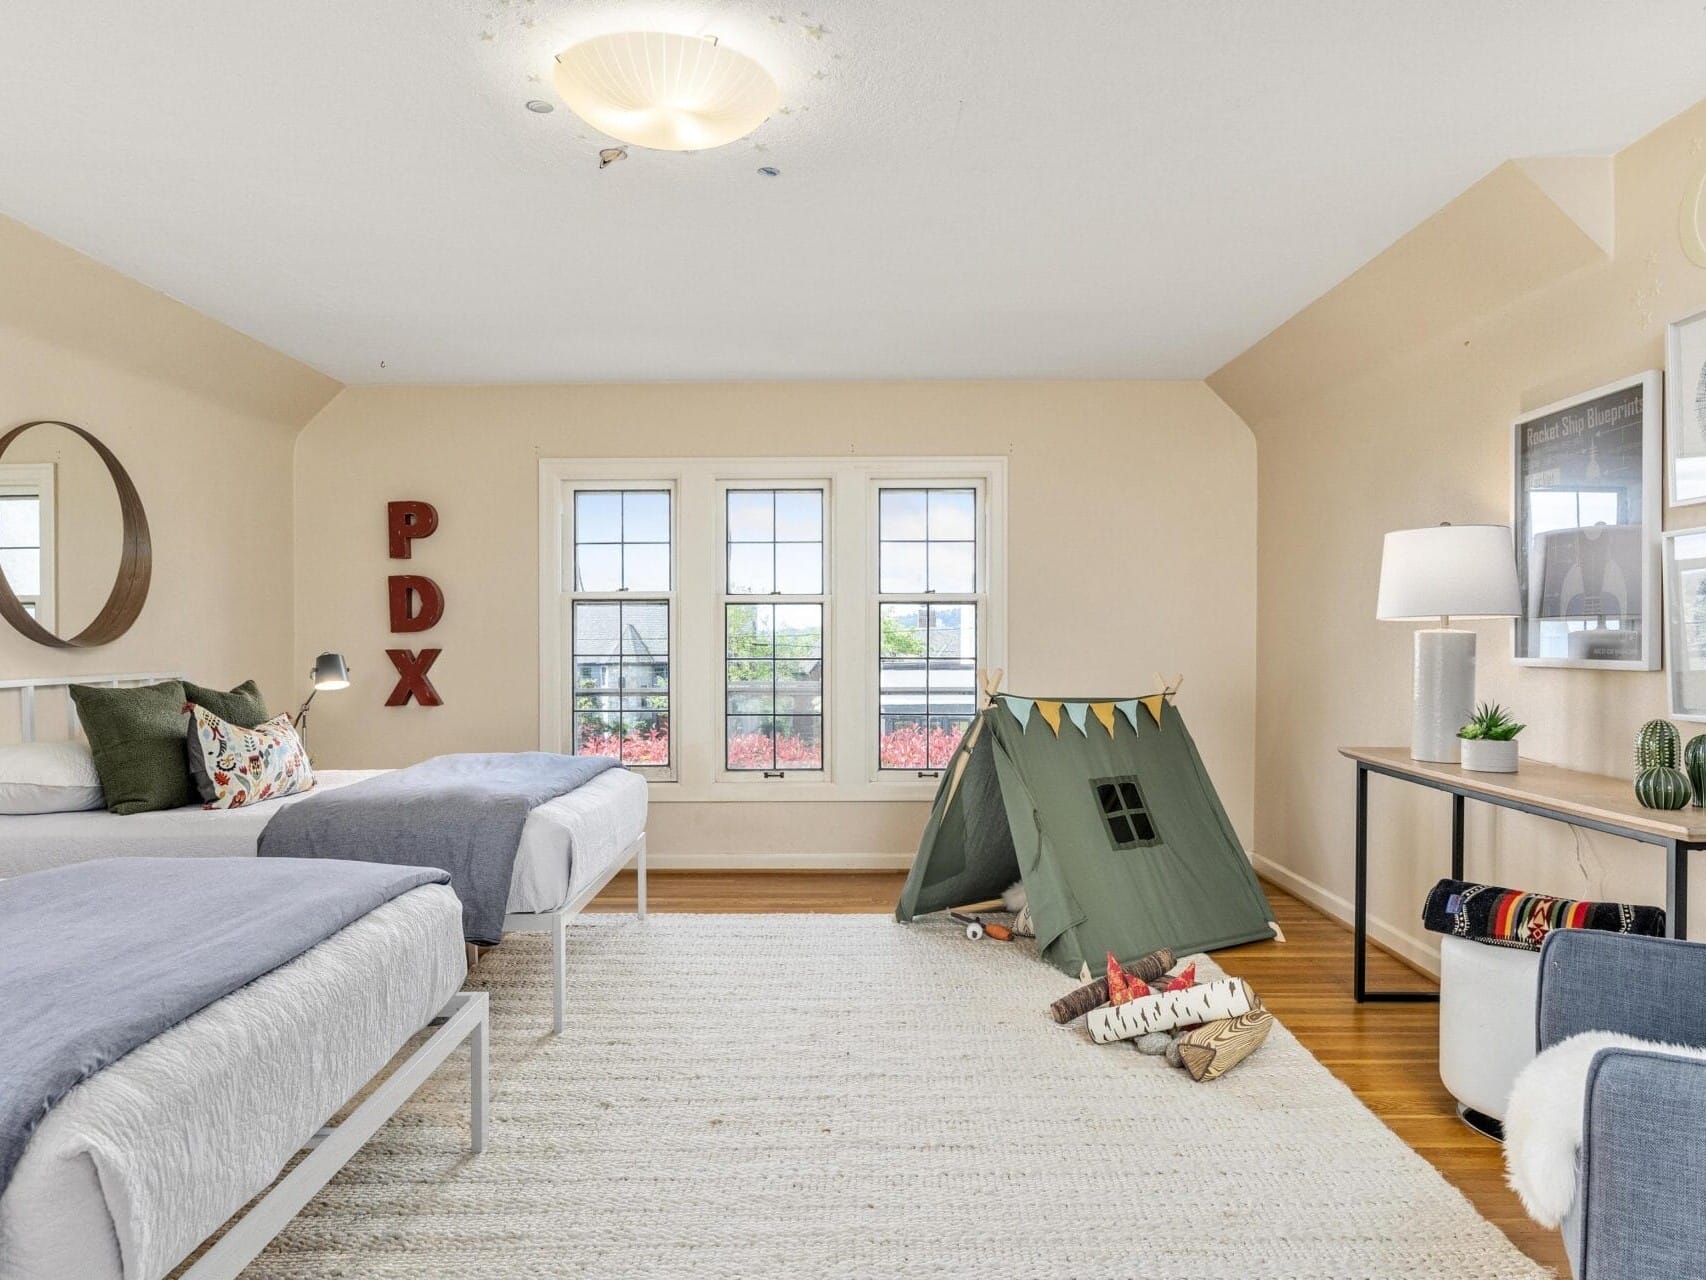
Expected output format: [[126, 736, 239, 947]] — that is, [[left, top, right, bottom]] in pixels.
[[0, 420, 152, 648]]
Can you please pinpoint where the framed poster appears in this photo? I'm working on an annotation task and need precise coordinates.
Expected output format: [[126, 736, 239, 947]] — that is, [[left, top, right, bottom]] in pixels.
[[1512, 370, 1661, 670], [1668, 307, 1706, 506], [1665, 528, 1706, 718]]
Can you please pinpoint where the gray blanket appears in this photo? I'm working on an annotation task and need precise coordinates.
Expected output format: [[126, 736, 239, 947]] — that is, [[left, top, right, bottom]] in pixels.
[[258, 752, 619, 944], [0, 856, 449, 1197]]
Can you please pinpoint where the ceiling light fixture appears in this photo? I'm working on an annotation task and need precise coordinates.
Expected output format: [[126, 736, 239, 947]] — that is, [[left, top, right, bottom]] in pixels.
[[525, 99, 555, 113], [552, 31, 779, 152]]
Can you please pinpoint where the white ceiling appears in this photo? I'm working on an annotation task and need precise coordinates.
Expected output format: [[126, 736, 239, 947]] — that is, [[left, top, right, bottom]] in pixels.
[[1, 2, 1703, 384]]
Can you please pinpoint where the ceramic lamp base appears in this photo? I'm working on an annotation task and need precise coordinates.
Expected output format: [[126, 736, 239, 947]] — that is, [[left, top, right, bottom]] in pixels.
[[1412, 628, 1475, 764]]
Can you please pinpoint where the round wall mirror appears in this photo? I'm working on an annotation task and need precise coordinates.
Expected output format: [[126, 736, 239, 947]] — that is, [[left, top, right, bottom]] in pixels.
[[0, 421, 151, 648]]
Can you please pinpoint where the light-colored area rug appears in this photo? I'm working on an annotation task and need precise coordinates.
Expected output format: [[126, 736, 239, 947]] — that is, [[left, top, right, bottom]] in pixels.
[[241, 915, 1551, 1278]]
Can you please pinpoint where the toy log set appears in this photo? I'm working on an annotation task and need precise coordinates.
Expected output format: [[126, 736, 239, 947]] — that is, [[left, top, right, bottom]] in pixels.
[[1086, 977, 1259, 1044], [1175, 1009, 1274, 1082], [1047, 948, 1175, 1023]]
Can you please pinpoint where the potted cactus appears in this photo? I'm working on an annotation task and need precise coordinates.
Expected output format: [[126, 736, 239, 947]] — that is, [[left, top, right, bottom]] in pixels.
[[1635, 720, 1693, 809], [1457, 703, 1524, 773]]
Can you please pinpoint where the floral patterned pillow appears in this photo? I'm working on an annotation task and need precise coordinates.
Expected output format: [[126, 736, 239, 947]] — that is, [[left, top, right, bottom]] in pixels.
[[185, 704, 314, 809]]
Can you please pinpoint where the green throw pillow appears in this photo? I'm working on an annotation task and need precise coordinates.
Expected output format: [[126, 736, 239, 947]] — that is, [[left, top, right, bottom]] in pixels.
[[69, 680, 194, 815], [182, 678, 269, 729]]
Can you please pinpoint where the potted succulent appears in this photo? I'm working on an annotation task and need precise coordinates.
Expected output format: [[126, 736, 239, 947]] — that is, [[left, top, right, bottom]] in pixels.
[[1457, 703, 1524, 773]]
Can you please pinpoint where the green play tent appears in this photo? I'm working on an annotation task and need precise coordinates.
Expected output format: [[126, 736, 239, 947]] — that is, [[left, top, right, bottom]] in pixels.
[[895, 690, 1280, 976]]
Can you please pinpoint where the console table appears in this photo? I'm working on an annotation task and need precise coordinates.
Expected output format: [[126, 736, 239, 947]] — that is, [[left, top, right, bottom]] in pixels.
[[1341, 747, 1706, 1002]]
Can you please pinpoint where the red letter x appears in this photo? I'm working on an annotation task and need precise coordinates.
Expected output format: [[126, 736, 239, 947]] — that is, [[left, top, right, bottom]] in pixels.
[[385, 648, 443, 706]]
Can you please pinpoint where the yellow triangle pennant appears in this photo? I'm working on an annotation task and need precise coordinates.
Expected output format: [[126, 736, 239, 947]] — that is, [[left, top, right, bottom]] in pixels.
[[1035, 700, 1064, 735], [1138, 694, 1166, 726], [1090, 702, 1117, 736]]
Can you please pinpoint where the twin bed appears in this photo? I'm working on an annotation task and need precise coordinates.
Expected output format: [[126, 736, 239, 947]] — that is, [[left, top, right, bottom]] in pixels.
[[0, 672, 651, 1279], [0, 672, 650, 1034]]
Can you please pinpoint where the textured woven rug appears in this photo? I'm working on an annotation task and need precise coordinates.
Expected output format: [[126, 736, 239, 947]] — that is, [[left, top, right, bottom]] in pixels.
[[239, 914, 1550, 1279]]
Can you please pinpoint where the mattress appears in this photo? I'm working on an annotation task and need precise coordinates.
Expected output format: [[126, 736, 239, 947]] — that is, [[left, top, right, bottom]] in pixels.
[[0, 881, 465, 1280], [0, 766, 648, 915]]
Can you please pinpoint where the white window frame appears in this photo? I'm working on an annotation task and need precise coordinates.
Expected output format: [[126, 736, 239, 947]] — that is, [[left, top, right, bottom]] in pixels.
[[869, 476, 991, 786], [551, 479, 678, 782], [0, 463, 55, 629], [716, 477, 832, 784], [540, 456, 1007, 802]]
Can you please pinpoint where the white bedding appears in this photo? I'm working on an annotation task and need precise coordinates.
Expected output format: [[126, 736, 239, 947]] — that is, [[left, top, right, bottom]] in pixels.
[[0, 767, 648, 915], [0, 881, 465, 1280]]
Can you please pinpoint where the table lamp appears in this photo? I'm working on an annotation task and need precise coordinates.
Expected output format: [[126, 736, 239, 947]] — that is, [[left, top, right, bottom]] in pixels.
[[1377, 524, 1520, 763], [293, 652, 350, 738]]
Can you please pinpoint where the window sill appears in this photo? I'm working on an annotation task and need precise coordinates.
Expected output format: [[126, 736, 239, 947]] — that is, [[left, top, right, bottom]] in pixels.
[[644, 779, 940, 803]]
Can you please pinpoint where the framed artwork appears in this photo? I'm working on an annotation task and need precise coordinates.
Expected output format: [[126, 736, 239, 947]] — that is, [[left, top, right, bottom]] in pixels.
[[1665, 528, 1706, 718], [1668, 307, 1706, 506], [1512, 370, 1661, 670]]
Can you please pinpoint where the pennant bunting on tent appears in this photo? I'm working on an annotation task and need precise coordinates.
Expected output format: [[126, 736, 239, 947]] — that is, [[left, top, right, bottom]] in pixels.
[[1035, 700, 1064, 735], [1090, 702, 1117, 736], [1004, 696, 1036, 730], [1139, 694, 1166, 726], [1115, 699, 1143, 733], [1064, 702, 1091, 735]]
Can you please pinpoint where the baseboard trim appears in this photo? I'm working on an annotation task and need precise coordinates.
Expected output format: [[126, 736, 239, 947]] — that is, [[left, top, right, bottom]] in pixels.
[[641, 850, 914, 872], [1251, 852, 1439, 979]]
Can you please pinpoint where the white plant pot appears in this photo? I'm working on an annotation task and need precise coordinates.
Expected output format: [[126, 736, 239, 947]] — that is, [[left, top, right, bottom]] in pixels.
[[1458, 738, 1518, 773]]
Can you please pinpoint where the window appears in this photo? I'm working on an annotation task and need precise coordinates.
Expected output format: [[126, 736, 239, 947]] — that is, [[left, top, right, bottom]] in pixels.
[[0, 465, 52, 625], [724, 489, 825, 773], [0, 495, 42, 618], [1093, 776, 1159, 848], [540, 458, 1004, 800], [876, 488, 979, 772], [567, 489, 672, 772]]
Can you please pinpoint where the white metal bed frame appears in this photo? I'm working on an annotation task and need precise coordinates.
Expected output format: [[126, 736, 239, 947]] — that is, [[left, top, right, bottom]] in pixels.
[[0, 673, 649, 1035], [179, 990, 488, 1280]]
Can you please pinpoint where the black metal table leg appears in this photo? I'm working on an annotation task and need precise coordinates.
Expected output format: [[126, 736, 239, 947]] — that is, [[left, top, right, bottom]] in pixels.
[[1354, 764, 1368, 1001], [1352, 762, 1439, 1002], [1668, 840, 1689, 940], [1451, 793, 1465, 881]]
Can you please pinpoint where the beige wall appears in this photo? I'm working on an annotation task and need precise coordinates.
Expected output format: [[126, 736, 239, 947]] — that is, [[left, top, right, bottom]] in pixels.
[[1211, 98, 1706, 965], [293, 381, 1258, 866], [0, 214, 340, 734]]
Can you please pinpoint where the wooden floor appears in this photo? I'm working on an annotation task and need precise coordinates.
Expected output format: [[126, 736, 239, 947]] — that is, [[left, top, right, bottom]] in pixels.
[[590, 868, 1564, 1273]]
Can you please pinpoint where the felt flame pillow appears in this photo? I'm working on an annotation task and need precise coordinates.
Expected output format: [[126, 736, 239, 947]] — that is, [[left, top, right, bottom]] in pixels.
[[185, 704, 314, 810]]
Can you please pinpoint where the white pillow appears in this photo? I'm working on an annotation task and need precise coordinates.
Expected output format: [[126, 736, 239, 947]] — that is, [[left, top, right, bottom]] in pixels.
[[0, 741, 106, 814]]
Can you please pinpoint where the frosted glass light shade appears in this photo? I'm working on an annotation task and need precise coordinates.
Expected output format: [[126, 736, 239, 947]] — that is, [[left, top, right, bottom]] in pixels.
[[552, 32, 779, 152], [1376, 524, 1520, 621]]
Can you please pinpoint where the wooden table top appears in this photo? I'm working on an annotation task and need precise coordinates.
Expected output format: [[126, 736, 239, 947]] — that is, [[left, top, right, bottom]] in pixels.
[[1341, 746, 1706, 843]]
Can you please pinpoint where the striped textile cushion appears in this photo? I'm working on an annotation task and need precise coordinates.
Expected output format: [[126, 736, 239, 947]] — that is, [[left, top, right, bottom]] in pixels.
[[1421, 878, 1666, 951]]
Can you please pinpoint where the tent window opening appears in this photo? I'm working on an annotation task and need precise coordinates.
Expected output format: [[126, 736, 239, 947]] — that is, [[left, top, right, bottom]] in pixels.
[[1093, 776, 1159, 848]]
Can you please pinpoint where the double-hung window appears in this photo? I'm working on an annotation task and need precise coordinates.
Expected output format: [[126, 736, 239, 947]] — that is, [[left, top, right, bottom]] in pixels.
[[723, 487, 826, 774], [875, 487, 980, 774], [542, 458, 1003, 798], [0, 464, 53, 625], [565, 487, 673, 775]]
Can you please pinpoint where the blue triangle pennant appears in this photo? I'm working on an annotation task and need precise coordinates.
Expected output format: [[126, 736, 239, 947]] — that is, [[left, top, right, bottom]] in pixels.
[[1064, 701, 1091, 735], [1115, 700, 1143, 733], [1004, 696, 1035, 730]]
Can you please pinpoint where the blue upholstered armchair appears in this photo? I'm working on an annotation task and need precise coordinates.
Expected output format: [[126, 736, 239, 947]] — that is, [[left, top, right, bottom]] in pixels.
[[1536, 929, 1706, 1278]]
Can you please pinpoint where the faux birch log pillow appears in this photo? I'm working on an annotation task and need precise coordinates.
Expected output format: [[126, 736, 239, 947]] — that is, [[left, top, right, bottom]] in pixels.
[[1086, 977, 1259, 1044]]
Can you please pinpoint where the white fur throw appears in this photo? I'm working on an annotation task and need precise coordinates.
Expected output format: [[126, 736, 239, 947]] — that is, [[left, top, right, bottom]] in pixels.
[[1504, 1031, 1706, 1226]]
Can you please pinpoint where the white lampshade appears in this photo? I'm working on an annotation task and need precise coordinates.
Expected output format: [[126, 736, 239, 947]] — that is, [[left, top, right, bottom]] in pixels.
[[1376, 524, 1521, 621], [552, 32, 779, 152]]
